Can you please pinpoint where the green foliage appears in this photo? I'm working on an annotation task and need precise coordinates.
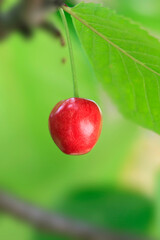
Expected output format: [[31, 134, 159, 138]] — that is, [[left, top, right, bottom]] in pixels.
[[56, 187, 153, 232], [35, 187, 153, 240], [71, 3, 160, 134]]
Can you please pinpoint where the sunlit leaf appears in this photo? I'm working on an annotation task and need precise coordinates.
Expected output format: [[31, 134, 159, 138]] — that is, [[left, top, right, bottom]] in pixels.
[[69, 3, 160, 133]]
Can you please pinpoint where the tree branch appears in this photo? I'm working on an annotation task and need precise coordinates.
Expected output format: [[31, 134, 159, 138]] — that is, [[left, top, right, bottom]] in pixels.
[[0, 191, 155, 240], [0, 0, 64, 40], [40, 21, 65, 46]]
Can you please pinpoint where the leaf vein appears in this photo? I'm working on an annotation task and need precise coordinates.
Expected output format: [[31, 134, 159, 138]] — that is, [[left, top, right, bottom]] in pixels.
[[135, 63, 154, 124], [118, 50, 137, 113], [63, 6, 160, 77]]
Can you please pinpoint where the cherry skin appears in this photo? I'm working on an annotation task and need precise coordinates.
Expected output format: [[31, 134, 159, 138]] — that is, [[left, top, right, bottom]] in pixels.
[[49, 98, 102, 155]]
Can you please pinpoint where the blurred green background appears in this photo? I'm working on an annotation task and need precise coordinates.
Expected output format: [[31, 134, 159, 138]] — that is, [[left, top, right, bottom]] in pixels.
[[0, 0, 160, 239]]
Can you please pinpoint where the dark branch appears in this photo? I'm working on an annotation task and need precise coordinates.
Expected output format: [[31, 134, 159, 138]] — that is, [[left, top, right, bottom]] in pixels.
[[0, 191, 155, 240], [40, 21, 65, 46], [0, 0, 64, 40]]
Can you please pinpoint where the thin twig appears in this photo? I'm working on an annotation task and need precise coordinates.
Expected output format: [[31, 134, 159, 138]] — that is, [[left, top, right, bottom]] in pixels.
[[40, 21, 65, 46], [59, 8, 79, 97], [0, 0, 64, 40], [0, 191, 155, 240]]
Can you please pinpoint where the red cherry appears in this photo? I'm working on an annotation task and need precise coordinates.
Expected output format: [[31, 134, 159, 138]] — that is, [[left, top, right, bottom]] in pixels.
[[49, 98, 102, 155]]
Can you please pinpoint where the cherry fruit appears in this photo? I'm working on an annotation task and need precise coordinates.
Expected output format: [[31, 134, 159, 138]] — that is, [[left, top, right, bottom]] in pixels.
[[49, 98, 102, 155]]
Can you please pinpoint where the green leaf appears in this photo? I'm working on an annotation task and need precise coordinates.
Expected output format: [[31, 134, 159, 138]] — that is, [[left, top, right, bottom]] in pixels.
[[35, 187, 154, 240], [59, 187, 154, 233], [66, 3, 160, 133]]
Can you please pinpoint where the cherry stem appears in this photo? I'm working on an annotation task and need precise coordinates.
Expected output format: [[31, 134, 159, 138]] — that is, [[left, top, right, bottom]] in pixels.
[[59, 8, 79, 98]]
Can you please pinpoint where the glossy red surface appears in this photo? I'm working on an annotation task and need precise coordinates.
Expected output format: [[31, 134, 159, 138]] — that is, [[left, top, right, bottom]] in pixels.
[[49, 98, 102, 155]]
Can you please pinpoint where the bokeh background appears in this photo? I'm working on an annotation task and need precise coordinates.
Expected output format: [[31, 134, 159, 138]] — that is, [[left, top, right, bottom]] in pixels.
[[0, 0, 160, 239]]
